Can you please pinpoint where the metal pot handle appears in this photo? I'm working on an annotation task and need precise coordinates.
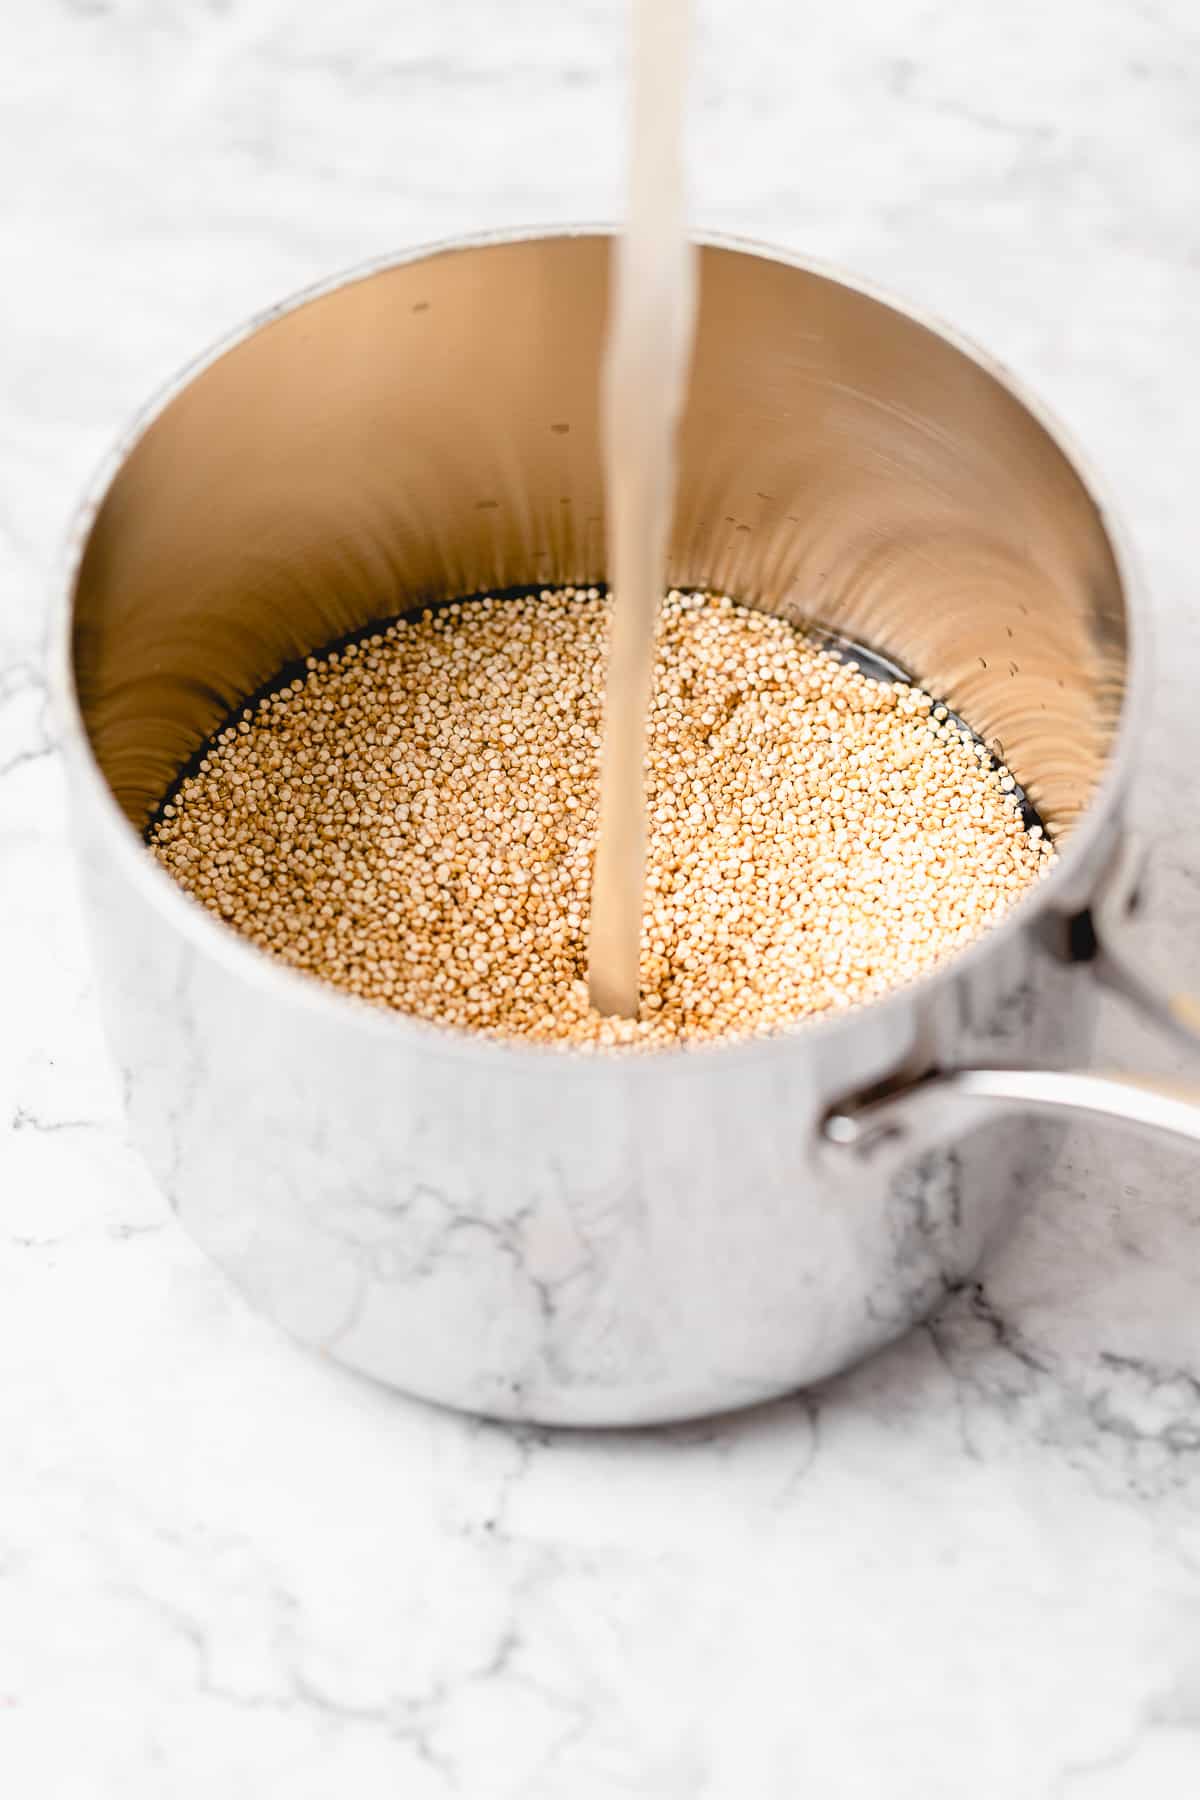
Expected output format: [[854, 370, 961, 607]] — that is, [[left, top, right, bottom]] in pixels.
[[824, 839, 1200, 1167]]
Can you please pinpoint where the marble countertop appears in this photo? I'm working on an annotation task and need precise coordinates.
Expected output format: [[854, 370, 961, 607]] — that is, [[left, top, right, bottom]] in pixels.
[[5, 2, 1200, 1794]]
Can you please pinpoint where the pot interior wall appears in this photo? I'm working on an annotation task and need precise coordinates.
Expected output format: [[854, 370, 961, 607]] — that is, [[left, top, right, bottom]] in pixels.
[[71, 235, 1128, 836]]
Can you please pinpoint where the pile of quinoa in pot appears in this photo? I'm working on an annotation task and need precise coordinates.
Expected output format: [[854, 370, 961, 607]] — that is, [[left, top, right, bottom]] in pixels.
[[148, 587, 1053, 1048]]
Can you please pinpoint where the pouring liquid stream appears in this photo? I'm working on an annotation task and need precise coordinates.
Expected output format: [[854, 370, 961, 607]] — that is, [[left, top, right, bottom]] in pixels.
[[587, 0, 698, 1019]]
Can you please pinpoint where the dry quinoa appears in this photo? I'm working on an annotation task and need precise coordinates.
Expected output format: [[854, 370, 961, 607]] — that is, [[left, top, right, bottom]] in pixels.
[[148, 587, 1054, 1048]]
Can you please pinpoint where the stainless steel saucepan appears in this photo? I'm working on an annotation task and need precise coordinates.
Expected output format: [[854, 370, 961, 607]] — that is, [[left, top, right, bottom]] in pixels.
[[55, 230, 1200, 1425]]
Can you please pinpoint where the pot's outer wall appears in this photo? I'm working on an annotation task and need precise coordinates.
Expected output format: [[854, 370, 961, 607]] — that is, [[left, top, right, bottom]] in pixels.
[[72, 760, 1094, 1424]]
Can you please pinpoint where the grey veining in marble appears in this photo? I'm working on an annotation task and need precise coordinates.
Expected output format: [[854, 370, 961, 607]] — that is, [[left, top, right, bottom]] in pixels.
[[4, 2, 1200, 1795]]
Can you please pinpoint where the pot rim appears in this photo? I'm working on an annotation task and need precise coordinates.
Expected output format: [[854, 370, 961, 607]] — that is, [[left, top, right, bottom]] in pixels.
[[50, 224, 1148, 1076]]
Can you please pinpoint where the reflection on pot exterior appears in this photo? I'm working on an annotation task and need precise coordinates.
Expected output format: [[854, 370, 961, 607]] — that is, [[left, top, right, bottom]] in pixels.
[[76, 775, 1090, 1425]]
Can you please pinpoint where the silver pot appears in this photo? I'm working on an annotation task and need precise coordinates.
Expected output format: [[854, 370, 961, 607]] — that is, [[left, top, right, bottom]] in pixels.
[[55, 229, 1200, 1426]]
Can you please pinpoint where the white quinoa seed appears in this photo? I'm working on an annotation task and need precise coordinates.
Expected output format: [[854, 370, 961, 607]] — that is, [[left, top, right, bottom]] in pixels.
[[148, 588, 1055, 1049]]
